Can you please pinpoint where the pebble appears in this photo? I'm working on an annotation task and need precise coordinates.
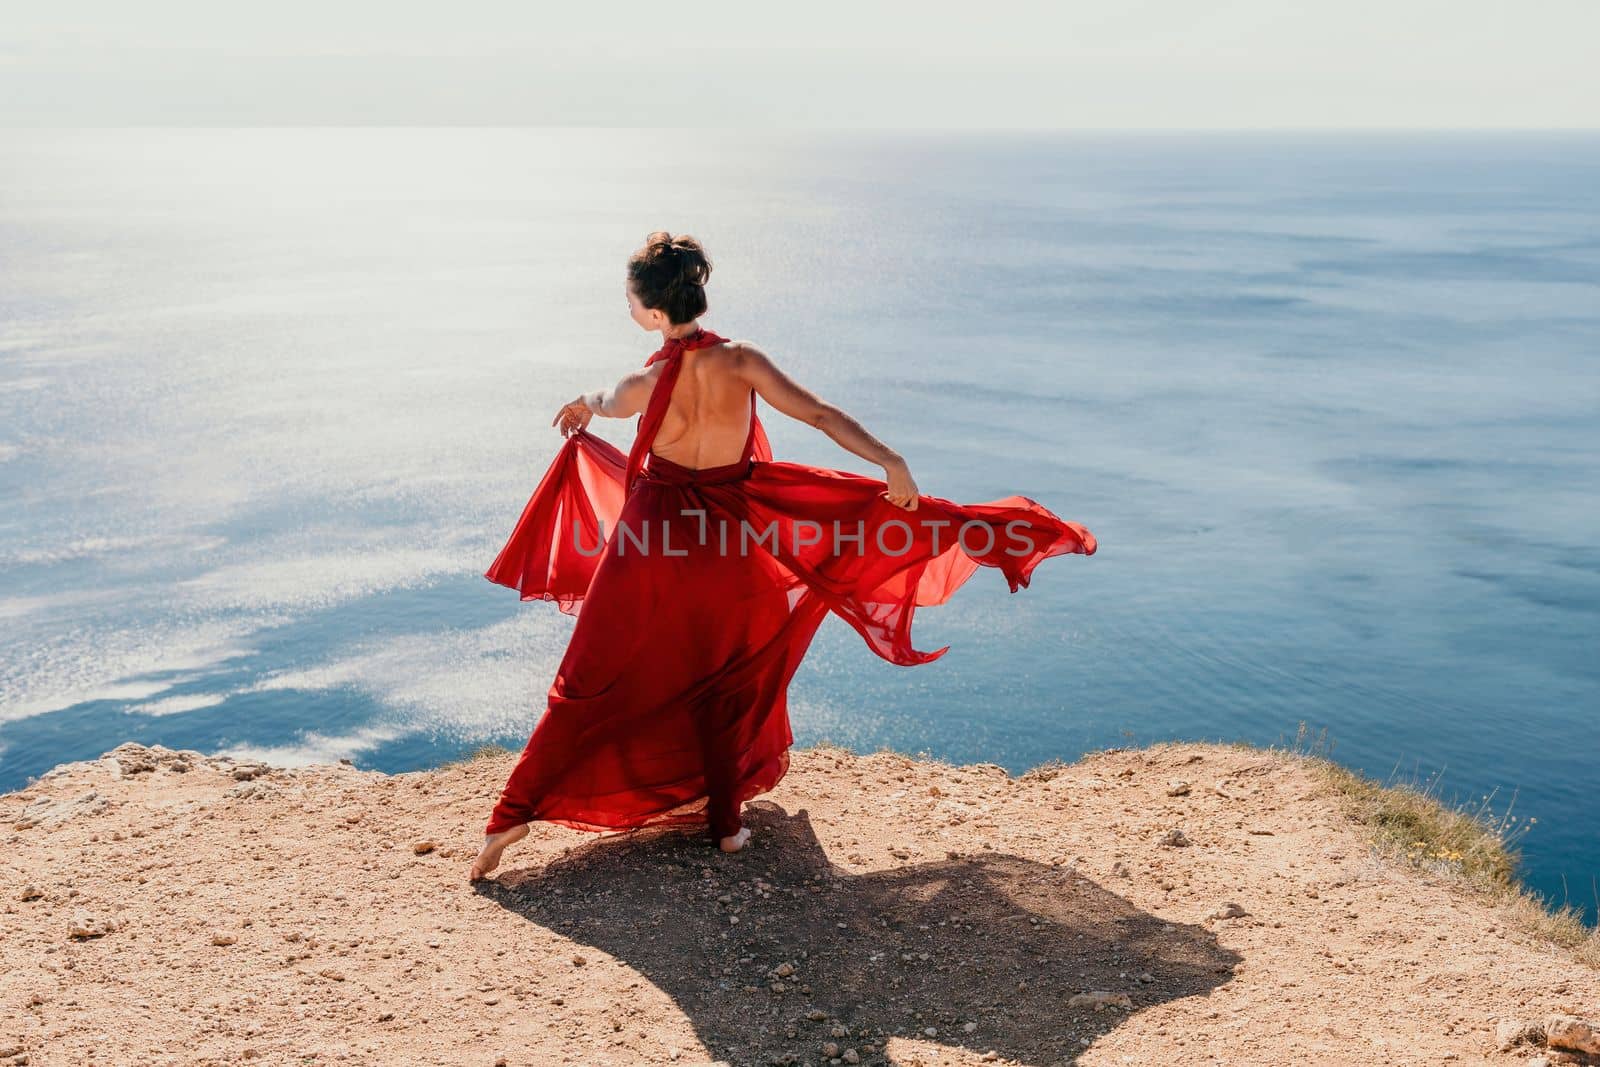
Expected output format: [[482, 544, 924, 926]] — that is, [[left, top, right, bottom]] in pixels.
[[1496, 1018, 1544, 1051], [1158, 828, 1191, 848], [1165, 780, 1192, 796], [1547, 1014, 1600, 1055], [1210, 902, 1248, 920], [67, 915, 115, 939]]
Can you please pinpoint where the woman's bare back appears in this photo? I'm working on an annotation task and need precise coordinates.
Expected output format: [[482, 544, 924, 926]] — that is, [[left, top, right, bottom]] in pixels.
[[647, 341, 754, 470]]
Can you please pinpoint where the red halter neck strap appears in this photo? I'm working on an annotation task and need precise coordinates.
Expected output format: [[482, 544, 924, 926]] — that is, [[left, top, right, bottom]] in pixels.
[[623, 326, 729, 493]]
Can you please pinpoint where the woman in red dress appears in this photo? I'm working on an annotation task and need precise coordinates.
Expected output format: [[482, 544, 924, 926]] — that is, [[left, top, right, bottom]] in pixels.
[[470, 231, 1096, 881]]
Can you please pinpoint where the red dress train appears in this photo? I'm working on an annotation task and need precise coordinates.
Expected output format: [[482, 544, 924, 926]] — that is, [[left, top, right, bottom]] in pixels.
[[482, 327, 1096, 840]]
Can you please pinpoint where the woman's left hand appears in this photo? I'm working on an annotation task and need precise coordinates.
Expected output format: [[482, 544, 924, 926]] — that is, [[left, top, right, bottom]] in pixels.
[[552, 397, 595, 437]]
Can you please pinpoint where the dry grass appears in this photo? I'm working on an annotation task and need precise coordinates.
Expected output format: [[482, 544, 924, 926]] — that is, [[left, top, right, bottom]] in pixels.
[[439, 742, 516, 769], [1260, 722, 1600, 969]]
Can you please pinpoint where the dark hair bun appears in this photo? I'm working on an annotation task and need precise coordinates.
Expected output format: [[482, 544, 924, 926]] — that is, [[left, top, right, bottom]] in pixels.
[[627, 231, 712, 324]]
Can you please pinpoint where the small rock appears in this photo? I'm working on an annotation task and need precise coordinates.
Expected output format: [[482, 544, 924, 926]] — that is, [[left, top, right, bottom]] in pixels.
[[822, 1041, 840, 1057], [1497, 1018, 1545, 1051], [843, 1050, 860, 1064], [1165, 780, 1191, 796], [1068, 990, 1133, 1011], [413, 841, 437, 855], [1546, 1014, 1600, 1055], [21, 884, 43, 901], [1210, 902, 1248, 920], [211, 932, 238, 946], [1158, 828, 1191, 848], [15, 790, 109, 830], [67, 915, 115, 939], [774, 962, 795, 977]]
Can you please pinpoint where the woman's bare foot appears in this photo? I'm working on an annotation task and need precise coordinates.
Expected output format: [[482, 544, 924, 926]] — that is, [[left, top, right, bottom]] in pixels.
[[469, 824, 530, 881], [718, 826, 751, 853]]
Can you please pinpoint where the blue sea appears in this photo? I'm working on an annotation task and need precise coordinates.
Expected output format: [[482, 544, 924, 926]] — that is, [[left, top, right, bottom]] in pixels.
[[1, 129, 1595, 922]]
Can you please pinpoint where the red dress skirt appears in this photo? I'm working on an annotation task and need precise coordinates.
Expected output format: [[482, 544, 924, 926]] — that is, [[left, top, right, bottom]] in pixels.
[[482, 328, 1096, 840]]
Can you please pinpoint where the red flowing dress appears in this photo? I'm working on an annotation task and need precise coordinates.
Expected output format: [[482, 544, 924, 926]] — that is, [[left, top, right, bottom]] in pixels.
[[482, 327, 1096, 841]]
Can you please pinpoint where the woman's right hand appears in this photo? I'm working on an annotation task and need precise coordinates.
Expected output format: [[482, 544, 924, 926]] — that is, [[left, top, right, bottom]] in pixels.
[[552, 396, 595, 437], [881, 458, 920, 511]]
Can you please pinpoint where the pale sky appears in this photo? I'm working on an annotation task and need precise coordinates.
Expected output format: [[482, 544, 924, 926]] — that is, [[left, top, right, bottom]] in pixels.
[[1, 0, 1595, 127]]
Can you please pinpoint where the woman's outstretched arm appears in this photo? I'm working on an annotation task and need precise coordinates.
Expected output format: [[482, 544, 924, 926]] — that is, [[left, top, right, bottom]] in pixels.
[[552, 368, 658, 435], [734, 342, 921, 509]]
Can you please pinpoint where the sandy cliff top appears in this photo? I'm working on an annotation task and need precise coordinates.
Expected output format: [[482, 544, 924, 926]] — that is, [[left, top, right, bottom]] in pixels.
[[2, 739, 1596, 1067]]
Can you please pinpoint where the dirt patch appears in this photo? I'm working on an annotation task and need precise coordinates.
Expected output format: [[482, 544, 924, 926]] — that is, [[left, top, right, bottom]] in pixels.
[[1, 739, 1595, 1066]]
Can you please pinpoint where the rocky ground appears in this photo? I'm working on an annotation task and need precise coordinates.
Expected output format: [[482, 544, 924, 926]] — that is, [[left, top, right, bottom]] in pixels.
[[1, 739, 1597, 1067]]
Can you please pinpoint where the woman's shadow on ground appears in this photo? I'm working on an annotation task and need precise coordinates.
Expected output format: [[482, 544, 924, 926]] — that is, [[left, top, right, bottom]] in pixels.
[[474, 800, 1240, 1066]]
